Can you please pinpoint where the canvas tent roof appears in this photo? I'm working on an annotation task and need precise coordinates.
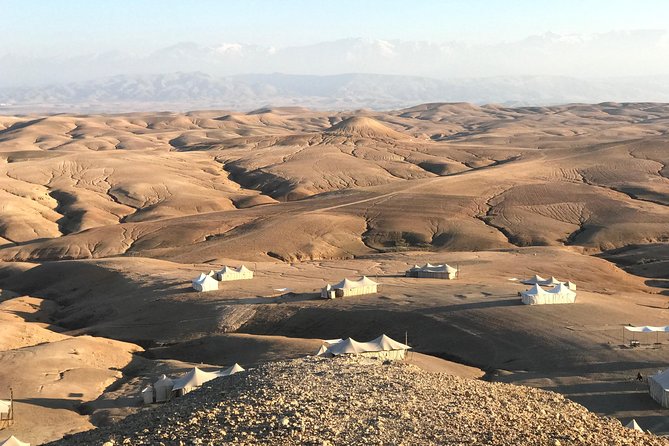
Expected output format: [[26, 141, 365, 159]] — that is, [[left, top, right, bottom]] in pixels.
[[521, 275, 547, 284], [410, 263, 457, 273], [650, 369, 669, 389], [625, 419, 643, 431], [219, 363, 245, 376], [173, 367, 221, 391], [193, 273, 217, 285], [546, 283, 576, 297], [315, 345, 328, 356], [0, 437, 30, 446], [521, 284, 549, 296], [369, 334, 411, 351], [331, 276, 378, 290], [325, 334, 411, 356], [625, 326, 669, 333]]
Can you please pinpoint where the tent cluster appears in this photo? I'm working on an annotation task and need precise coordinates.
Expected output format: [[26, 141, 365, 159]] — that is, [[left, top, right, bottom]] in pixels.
[[192, 265, 253, 292], [0, 437, 29, 446], [521, 275, 576, 290], [315, 334, 411, 360], [321, 276, 379, 299], [406, 263, 458, 280], [141, 364, 245, 404]]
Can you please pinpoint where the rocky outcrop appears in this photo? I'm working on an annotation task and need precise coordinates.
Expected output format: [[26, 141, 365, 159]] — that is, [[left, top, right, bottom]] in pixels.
[[48, 356, 667, 446]]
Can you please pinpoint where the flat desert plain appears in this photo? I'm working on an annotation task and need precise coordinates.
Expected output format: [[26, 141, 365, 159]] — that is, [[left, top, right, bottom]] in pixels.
[[0, 102, 668, 443]]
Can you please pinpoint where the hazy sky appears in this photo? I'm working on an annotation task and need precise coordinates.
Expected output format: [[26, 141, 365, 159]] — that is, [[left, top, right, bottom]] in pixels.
[[2, 0, 669, 55]]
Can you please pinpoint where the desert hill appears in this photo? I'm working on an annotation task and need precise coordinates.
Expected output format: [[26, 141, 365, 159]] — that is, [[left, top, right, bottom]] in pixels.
[[1, 103, 669, 443], [1, 103, 668, 262], [45, 356, 667, 446]]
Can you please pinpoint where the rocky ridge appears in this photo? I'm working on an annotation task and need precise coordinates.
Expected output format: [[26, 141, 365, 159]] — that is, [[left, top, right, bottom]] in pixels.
[[47, 356, 667, 446]]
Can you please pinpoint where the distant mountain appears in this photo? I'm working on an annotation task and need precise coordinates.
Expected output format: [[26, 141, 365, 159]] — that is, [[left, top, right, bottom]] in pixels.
[[3, 72, 669, 113]]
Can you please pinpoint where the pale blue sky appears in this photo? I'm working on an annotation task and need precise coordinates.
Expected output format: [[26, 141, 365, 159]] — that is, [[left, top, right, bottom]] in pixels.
[[1, 0, 668, 55]]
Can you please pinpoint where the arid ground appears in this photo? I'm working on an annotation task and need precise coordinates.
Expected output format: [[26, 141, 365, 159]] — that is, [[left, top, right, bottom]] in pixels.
[[1, 103, 668, 443]]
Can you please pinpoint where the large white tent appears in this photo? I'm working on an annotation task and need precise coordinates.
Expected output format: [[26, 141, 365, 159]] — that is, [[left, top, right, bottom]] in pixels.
[[324, 334, 411, 360], [173, 367, 222, 396], [216, 265, 253, 281], [406, 263, 458, 280], [154, 374, 174, 403], [649, 369, 669, 407], [521, 283, 576, 305], [192, 272, 219, 292], [321, 276, 379, 299], [0, 436, 30, 446]]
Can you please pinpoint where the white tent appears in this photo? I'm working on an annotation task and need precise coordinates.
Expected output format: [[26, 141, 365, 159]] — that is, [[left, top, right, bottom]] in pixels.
[[154, 374, 174, 403], [192, 272, 219, 292], [216, 265, 253, 281], [0, 437, 30, 446], [218, 363, 245, 377], [521, 283, 576, 305], [141, 385, 154, 404], [625, 326, 669, 333], [321, 276, 378, 299], [406, 263, 458, 279], [0, 400, 10, 417], [173, 367, 221, 396], [649, 369, 669, 407], [625, 419, 643, 432]]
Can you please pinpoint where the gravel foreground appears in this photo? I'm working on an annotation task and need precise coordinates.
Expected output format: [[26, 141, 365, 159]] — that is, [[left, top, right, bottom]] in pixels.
[[48, 356, 667, 446]]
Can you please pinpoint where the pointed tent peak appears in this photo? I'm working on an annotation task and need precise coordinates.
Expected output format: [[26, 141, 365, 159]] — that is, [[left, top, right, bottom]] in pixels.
[[154, 374, 173, 385], [194, 273, 208, 281], [526, 284, 548, 294], [315, 345, 328, 356], [141, 385, 153, 393], [173, 367, 221, 390], [325, 116, 409, 140], [0, 437, 30, 446], [221, 362, 246, 376], [625, 419, 643, 431], [532, 274, 546, 281], [237, 265, 252, 273], [360, 276, 379, 286], [370, 334, 411, 351], [548, 276, 562, 283]]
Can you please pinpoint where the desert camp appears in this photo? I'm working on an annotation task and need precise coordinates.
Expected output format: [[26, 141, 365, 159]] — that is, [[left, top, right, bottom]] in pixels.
[[3, 2, 669, 443]]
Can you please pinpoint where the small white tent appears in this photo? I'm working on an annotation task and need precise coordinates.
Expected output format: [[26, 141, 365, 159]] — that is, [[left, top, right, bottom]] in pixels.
[[521, 283, 576, 305], [192, 272, 219, 292], [0, 436, 30, 446], [173, 367, 221, 396], [321, 276, 378, 299], [649, 369, 669, 407], [216, 265, 254, 281], [141, 385, 154, 404], [154, 374, 174, 403], [625, 419, 643, 432]]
